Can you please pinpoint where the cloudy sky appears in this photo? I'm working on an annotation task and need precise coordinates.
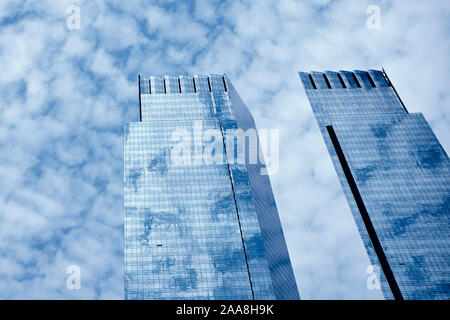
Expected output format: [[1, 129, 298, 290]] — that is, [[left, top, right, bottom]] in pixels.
[[0, 0, 448, 299]]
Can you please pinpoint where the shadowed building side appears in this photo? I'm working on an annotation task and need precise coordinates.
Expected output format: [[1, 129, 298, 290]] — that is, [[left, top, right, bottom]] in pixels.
[[226, 80, 300, 300]]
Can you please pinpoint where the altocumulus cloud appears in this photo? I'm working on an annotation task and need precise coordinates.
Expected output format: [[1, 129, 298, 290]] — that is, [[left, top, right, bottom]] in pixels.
[[0, 0, 448, 299]]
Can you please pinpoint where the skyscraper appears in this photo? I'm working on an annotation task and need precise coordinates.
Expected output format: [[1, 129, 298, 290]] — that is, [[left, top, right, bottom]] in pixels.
[[299, 69, 449, 300], [124, 74, 299, 300]]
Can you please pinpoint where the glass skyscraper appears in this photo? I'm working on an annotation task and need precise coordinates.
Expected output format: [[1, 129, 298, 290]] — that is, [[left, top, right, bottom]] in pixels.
[[124, 74, 299, 300], [299, 69, 449, 300]]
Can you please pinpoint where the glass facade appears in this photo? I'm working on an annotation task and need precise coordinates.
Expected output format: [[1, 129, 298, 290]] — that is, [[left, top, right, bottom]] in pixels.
[[299, 69, 450, 300], [124, 74, 299, 300]]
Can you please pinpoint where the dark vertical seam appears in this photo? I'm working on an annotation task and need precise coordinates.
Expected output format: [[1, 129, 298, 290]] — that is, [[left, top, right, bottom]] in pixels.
[[309, 74, 317, 89], [138, 75, 142, 122], [352, 73, 362, 88], [326, 125, 404, 300], [207, 77, 212, 92], [178, 77, 182, 93], [193, 77, 197, 92], [222, 76, 228, 92], [163, 78, 167, 94], [323, 74, 332, 88], [366, 72, 376, 87], [149, 78, 152, 94], [337, 73, 347, 88], [219, 125, 255, 300], [211, 90, 254, 299]]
